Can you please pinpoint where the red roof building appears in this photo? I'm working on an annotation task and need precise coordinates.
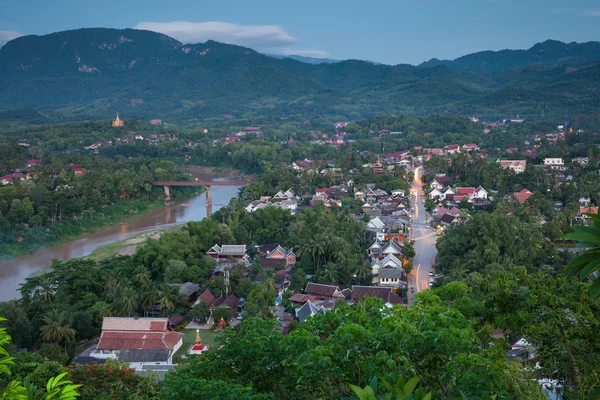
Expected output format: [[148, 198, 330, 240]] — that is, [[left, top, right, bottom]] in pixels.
[[514, 189, 533, 204]]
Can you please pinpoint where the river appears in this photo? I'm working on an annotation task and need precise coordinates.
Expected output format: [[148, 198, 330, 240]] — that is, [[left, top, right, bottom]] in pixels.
[[0, 175, 242, 302]]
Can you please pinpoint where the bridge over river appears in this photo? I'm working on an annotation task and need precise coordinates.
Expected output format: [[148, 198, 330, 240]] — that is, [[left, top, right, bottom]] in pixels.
[[153, 179, 251, 214]]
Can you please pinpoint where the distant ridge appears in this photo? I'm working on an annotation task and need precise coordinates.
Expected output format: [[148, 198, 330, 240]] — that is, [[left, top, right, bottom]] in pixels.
[[266, 53, 383, 65], [0, 28, 599, 121], [419, 39, 600, 72]]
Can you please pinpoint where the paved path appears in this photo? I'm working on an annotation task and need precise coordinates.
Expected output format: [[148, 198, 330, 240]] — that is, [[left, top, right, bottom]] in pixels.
[[407, 166, 438, 303]]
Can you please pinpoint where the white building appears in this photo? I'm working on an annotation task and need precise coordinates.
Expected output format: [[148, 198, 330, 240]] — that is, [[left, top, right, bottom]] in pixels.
[[498, 160, 526, 174], [543, 158, 564, 166]]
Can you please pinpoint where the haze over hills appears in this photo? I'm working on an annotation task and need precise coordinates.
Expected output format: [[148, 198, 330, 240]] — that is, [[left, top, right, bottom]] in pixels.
[[0, 28, 599, 123]]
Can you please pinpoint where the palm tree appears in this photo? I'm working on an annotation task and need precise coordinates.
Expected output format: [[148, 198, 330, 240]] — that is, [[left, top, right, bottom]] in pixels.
[[353, 260, 372, 285], [119, 287, 138, 317], [39, 310, 76, 352], [133, 267, 152, 287], [38, 278, 55, 304], [158, 285, 180, 316], [262, 270, 277, 294], [142, 285, 161, 317]]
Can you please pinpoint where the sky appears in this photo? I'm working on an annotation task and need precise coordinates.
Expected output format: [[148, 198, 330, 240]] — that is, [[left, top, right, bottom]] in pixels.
[[1, 0, 600, 65]]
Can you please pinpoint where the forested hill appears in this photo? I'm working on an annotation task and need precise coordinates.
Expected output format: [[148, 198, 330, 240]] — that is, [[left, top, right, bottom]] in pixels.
[[1, 28, 600, 122], [419, 39, 600, 72]]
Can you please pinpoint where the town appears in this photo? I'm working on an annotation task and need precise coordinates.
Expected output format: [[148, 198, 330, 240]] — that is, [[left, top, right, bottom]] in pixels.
[[0, 10, 600, 399]]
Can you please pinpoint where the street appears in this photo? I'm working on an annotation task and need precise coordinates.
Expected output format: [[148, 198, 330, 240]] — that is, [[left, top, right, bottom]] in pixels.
[[407, 166, 438, 302]]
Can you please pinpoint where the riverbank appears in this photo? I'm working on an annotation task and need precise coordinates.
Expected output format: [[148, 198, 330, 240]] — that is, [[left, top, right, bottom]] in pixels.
[[0, 186, 203, 262], [87, 229, 166, 261]]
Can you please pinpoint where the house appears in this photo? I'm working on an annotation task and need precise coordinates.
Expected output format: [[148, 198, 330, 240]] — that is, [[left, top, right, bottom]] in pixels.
[[498, 160, 526, 174], [513, 189, 533, 204], [304, 283, 346, 300], [443, 144, 461, 154], [579, 197, 591, 206], [440, 214, 456, 226], [175, 282, 201, 303], [578, 207, 599, 225], [430, 176, 452, 189], [206, 244, 248, 262], [295, 301, 323, 323], [572, 157, 589, 166], [462, 143, 479, 152], [428, 187, 444, 200], [474, 186, 488, 200], [367, 239, 383, 257], [90, 317, 184, 370], [543, 158, 564, 166], [351, 286, 403, 307], [377, 266, 405, 288], [455, 187, 475, 199], [371, 254, 403, 276], [259, 244, 296, 268], [67, 163, 86, 176], [150, 119, 162, 125], [1, 174, 15, 185]]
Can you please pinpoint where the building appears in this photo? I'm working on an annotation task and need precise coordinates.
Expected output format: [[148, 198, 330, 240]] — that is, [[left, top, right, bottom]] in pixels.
[[443, 144, 461, 154], [112, 113, 124, 127], [572, 157, 589, 166], [543, 158, 564, 166], [377, 266, 404, 287], [206, 244, 249, 262], [259, 244, 296, 268], [304, 283, 346, 300], [351, 286, 403, 307], [91, 317, 183, 370], [498, 160, 526, 174], [514, 189, 533, 204]]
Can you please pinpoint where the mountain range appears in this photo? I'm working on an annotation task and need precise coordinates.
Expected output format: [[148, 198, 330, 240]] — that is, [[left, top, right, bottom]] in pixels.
[[0, 28, 599, 123]]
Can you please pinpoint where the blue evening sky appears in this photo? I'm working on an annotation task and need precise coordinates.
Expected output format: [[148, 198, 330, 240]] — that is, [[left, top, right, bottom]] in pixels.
[[1, 0, 599, 65]]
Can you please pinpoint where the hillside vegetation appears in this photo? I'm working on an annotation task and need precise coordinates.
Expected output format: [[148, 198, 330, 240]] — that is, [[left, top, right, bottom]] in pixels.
[[1, 29, 600, 122]]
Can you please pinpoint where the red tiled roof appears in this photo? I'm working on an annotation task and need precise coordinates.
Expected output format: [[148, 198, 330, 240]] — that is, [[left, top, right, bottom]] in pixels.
[[97, 331, 183, 351], [456, 187, 475, 196], [514, 189, 533, 204], [289, 293, 317, 304], [198, 289, 216, 305]]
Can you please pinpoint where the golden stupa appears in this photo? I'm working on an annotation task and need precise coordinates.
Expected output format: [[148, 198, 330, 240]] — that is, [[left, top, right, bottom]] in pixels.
[[112, 112, 124, 127]]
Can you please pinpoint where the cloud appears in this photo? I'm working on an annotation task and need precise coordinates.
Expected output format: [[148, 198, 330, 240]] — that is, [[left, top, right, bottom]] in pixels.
[[0, 30, 23, 47], [278, 48, 330, 58], [134, 21, 299, 48], [551, 7, 600, 17], [583, 9, 600, 17]]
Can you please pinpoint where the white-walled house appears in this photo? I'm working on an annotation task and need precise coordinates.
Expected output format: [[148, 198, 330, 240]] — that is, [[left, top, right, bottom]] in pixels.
[[543, 158, 564, 166], [90, 317, 183, 371]]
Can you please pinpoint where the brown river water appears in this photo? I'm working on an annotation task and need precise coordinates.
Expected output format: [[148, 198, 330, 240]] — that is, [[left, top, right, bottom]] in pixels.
[[0, 172, 242, 301]]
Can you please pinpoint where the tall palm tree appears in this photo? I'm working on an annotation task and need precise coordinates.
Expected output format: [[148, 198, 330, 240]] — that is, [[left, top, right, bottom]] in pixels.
[[119, 287, 138, 317], [39, 310, 76, 351], [38, 278, 55, 304], [142, 285, 161, 317], [353, 260, 372, 285], [263, 270, 277, 294], [133, 267, 152, 287], [158, 284, 180, 316]]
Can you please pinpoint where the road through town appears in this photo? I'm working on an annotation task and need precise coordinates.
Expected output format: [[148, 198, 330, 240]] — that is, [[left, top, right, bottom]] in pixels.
[[408, 167, 438, 302]]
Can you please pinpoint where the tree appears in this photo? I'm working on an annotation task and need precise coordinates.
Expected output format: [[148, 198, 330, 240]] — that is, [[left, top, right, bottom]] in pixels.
[[424, 198, 435, 214], [39, 310, 76, 352], [0, 317, 81, 399], [190, 302, 211, 324], [562, 211, 600, 300], [212, 308, 233, 326], [244, 288, 274, 319], [68, 361, 160, 400]]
